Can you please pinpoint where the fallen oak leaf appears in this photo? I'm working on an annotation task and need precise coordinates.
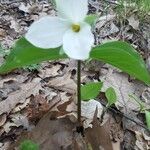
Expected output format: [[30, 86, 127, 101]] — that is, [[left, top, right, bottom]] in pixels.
[[3, 122, 18, 133], [85, 108, 113, 150], [10, 114, 30, 130], [0, 114, 7, 127], [128, 15, 139, 30], [10, 111, 76, 150], [48, 73, 76, 94], [81, 99, 103, 128], [0, 78, 17, 88], [38, 63, 62, 78], [0, 78, 42, 115], [100, 66, 146, 113], [12, 98, 30, 113], [27, 95, 52, 123]]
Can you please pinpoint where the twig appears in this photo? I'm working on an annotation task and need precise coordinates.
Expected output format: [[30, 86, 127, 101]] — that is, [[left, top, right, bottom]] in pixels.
[[103, 0, 119, 5], [100, 101, 150, 132]]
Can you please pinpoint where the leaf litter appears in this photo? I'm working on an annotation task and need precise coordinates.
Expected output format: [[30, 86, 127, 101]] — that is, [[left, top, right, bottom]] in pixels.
[[0, 0, 150, 149]]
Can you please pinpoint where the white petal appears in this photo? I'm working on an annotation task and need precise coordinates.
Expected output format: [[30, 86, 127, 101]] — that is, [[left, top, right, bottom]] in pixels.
[[63, 23, 94, 60], [25, 16, 70, 48], [56, 0, 88, 23]]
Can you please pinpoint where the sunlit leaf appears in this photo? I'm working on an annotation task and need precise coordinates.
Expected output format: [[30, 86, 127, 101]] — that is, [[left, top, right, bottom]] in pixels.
[[0, 37, 67, 74], [90, 41, 150, 85], [105, 87, 117, 106], [81, 82, 103, 101], [145, 110, 150, 129], [84, 14, 98, 26]]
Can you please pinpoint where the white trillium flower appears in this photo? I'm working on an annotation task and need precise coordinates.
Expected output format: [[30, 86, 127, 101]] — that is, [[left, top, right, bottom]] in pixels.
[[25, 0, 94, 60]]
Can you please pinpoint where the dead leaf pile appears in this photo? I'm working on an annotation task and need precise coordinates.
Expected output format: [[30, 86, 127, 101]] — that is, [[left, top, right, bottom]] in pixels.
[[100, 64, 147, 113]]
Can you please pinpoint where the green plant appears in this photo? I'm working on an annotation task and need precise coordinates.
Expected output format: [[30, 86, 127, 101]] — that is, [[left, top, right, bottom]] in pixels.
[[19, 140, 39, 150], [23, 64, 40, 71], [129, 94, 150, 129], [0, 0, 149, 131], [105, 87, 117, 107], [130, 0, 150, 13], [81, 82, 103, 101], [116, 0, 150, 20], [145, 110, 150, 129]]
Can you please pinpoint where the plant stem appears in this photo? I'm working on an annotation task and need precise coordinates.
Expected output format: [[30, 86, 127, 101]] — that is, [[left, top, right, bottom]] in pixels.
[[77, 60, 81, 125]]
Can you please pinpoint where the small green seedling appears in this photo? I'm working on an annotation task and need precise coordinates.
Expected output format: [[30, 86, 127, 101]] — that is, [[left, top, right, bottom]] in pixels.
[[81, 82, 103, 101], [84, 14, 99, 26], [19, 140, 39, 150], [145, 110, 150, 129], [116, 0, 150, 20], [129, 94, 150, 129], [105, 87, 117, 107]]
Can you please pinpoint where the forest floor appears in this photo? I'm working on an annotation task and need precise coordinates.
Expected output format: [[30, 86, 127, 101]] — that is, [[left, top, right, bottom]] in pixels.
[[0, 0, 150, 150]]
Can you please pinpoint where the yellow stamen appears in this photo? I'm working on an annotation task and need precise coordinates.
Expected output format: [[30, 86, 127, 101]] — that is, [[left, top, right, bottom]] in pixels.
[[72, 24, 80, 32]]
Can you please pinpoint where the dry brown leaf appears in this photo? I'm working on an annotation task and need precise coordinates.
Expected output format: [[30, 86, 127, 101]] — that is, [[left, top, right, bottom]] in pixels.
[[97, 14, 116, 29], [81, 99, 103, 128], [3, 122, 18, 133], [11, 111, 111, 150], [0, 114, 6, 127], [0, 78, 42, 115], [135, 131, 150, 150], [128, 15, 139, 30], [10, 114, 29, 130], [51, 96, 103, 129], [53, 92, 70, 106], [10, 18, 21, 33], [142, 87, 150, 105], [112, 141, 121, 150], [19, 2, 30, 13], [143, 131, 150, 141], [12, 98, 30, 113], [27, 94, 52, 123], [38, 64, 61, 78], [109, 115, 123, 150], [0, 28, 6, 39], [2, 114, 29, 133], [100, 65, 146, 112], [42, 86, 57, 102], [85, 109, 113, 150], [0, 78, 17, 88], [48, 73, 76, 94], [0, 141, 10, 150], [10, 112, 76, 150]]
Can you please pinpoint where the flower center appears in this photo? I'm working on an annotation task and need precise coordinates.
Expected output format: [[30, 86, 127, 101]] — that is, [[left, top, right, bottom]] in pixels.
[[72, 24, 80, 32]]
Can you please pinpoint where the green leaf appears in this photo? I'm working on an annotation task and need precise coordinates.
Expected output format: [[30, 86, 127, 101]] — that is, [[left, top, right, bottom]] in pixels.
[[84, 14, 98, 26], [90, 41, 150, 85], [19, 140, 39, 150], [105, 87, 117, 107], [81, 82, 103, 101], [145, 110, 150, 129], [0, 37, 67, 74], [23, 64, 40, 71]]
